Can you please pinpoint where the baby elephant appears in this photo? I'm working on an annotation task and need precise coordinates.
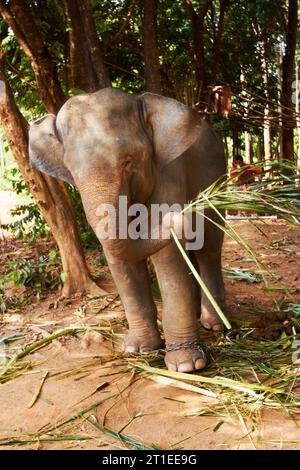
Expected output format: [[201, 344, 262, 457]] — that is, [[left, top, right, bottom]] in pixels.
[[29, 88, 226, 372]]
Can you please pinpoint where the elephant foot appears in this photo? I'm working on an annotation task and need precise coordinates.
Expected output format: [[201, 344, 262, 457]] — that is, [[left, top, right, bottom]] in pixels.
[[123, 331, 164, 353], [165, 341, 207, 372], [200, 306, 223, 332]]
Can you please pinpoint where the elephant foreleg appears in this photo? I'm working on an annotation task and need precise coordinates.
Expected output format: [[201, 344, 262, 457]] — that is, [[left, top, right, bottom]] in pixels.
[[105, 252, 163, 353]]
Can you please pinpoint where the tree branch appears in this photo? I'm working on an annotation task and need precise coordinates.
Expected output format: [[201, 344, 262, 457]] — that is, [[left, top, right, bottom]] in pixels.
[[0, 0, 65, 113], [108, 0, 137, 47]]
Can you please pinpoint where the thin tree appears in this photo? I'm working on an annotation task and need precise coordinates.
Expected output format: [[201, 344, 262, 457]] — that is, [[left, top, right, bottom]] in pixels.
[[0, 0, 109, 295], [183, 0, 213, 106], [281, 0, 298, 164], [142, 0, 161, 94], [0, 59, 106, 296], [65, 0, 111, 92]]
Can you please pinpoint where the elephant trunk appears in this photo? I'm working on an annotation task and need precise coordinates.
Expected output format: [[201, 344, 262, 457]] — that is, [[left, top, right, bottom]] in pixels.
[[92, 187, 181, 262]]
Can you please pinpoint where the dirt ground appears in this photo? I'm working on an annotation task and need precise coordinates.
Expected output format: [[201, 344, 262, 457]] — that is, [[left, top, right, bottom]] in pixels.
[[0, 191, 300, 450]]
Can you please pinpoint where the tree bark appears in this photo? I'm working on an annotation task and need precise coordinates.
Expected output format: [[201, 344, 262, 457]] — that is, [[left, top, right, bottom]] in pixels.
[[142, 0, 161, 94], [256, 137, 262, 163], [261, 40, 273, 163], [65, 0, 111, 91], [281, 0, 297, 164], [0, 63, 106, 297], [183, 0, 212, 107], [223, 136, 229, 160], [66, 0, 93, 91], [295, 60, 300, 168], [211, 0, 228, 78], [232, 127, 239, 159], [245, 133, 253, 164], [240, 71, 252, 164]]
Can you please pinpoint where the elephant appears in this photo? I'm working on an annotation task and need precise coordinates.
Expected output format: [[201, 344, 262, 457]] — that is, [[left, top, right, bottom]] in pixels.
[[29, 88, 226, 373]]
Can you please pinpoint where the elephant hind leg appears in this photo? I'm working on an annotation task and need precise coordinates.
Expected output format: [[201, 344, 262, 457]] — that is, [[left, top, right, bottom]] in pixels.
[[195, 219, 226, 331]]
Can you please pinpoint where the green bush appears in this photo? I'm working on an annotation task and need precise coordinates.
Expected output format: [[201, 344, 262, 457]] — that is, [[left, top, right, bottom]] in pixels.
[[0, 250, 61, 291]]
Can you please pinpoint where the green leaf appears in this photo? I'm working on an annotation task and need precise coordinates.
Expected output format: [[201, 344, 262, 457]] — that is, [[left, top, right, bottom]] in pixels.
[[60, 272, 68, 284]]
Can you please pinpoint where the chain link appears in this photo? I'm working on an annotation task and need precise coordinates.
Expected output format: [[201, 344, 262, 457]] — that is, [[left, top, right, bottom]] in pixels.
[[165, 340, 207, 358]]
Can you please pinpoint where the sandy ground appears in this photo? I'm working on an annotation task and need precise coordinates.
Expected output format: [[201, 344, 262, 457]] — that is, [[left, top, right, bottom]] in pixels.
[[0, 192, 300, 450], [0, 191, 29, 238]]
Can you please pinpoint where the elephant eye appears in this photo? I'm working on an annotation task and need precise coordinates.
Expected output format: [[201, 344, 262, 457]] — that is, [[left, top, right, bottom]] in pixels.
[[124, 158, 133, 171]]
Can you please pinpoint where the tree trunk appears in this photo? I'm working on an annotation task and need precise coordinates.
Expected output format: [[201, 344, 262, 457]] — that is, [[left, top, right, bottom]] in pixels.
[[65, 0, 111, 91], [256, 137, 262, 163], [223, 136, 229, 160], [240, 71, 252, 164], [261, 40, 273, 163], [281, 0, 297, 164], [211, 0, 228, 79], [232, 127, 239, 159], [0, 0, 109, 296], [183, 0, 212, 108], [0, 65, 106, 296], [296, 61, 300, 169], [66, 0, 93, 91], [142, 0, 161, 94], [275, 45, 284, 162], [0, 57, 105, 297], [245, 133, 253, 164], [76, 0, 111, 89]]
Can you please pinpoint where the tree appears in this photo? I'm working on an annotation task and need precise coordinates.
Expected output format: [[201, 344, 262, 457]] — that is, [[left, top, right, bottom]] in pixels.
[[0, 58, 106, 296], [281, 0, 298, 164], [0, 0, 65, 114], [142, 0, 161, 93], [65, 0, 111, 92], [183, 0, 212, 105], [0, 0, 107, 296], [209, 0, 229, 79]]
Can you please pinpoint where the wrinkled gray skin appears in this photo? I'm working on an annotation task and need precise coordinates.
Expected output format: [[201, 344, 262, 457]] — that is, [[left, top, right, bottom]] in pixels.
[[29, 88, 226, 372]]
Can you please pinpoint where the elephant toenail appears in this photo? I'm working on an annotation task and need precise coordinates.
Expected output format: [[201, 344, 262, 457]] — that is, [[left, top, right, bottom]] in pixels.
[[166, 362, 177, 371], [124, 345, 138, 353], [177, 361, 194, 373], [140, 347, 152, 353], [195, 358, 206, 370], [212, 324, 223, 332]]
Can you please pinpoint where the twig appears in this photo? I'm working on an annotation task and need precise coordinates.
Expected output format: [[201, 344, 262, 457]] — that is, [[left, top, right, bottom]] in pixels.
[[234, 404, 257, 450], [27, 371, 49, 408]]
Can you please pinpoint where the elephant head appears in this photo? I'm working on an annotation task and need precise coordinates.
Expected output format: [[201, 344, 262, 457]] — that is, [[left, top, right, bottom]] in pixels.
[[29, 89, 204, 262]]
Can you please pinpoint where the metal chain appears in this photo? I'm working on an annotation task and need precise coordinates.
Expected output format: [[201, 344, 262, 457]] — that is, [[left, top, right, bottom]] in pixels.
[[165, 340, 207, 358]]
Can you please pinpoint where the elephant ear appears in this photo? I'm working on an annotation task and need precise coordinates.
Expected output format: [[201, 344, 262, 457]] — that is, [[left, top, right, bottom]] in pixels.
[[141, 93, 202, 168], [29, 114, 75, 185]]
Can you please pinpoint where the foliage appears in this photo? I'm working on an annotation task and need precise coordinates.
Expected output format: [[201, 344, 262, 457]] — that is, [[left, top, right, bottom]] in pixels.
[[0, 167, 49, 241], [0, 250, 61, 291], [223, 267, 265, 284], [0, 291, 31, 314], [67, 184, 100, 249], [171, 160, 300, 327], [0, 168, 99, 247]]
